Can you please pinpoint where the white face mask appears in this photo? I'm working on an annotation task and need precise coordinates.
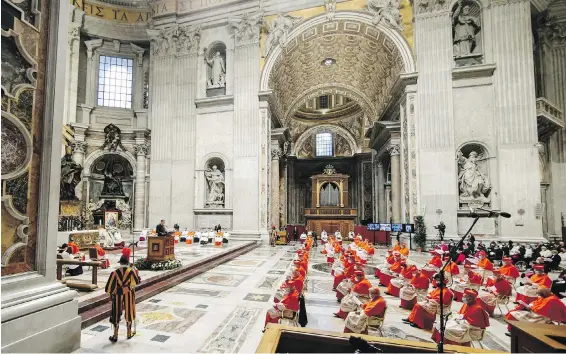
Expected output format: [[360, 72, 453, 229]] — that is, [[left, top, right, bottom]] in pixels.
[[462, 297, 470, 304]]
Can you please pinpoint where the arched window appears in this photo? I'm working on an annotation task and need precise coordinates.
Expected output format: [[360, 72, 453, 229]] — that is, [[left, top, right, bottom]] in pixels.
[[315, 132, 333, 157]]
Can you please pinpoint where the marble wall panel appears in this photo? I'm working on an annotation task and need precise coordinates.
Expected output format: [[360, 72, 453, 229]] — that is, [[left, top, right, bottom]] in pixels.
[[1, 0, 50, 275]]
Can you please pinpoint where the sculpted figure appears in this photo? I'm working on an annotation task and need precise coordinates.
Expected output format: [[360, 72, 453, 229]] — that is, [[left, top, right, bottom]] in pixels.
[[457, 150, 490, 202], [60, 148, 83, 200], [205, 165, 225, 207], [205, 51, 226, 88], [452, 0, 481, 56], [367, 0, 403, 31], [263, 13, 301, 57]]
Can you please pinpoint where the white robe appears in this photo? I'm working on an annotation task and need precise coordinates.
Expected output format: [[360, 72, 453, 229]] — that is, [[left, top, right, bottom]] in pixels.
[[437, 318, 484, 343]]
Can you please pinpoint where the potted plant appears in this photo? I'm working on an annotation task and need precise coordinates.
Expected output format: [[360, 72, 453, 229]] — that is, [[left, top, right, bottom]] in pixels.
[[413, 215, 427, 252]]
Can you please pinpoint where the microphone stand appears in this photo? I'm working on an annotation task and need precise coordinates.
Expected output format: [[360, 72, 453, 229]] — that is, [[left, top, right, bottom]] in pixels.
[[436, 215, 480, 353]]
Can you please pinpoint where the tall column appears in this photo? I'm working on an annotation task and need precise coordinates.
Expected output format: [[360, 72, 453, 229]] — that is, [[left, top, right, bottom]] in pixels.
[[64, 9, 83, 125], [229, 12, 264, 238], [389, 144, 402, 223], [134, 140, 149, 231], [377, 161, 386, 222], [414, 0, 457, 232], [287, 157, 297, 224], [270, 147, 282, 228], [491, 0, 541, 239], [540, 18, 566, 237]]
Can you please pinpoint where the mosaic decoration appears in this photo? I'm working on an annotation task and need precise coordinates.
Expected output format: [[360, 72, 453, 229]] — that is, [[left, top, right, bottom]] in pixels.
[[198, 307, 261, 353], [140, 307, 206, 334], [225, 259, 265, 268], [166, 286, 230, 298], [187, 273, 249, 287], [243, 293, 271, 302], [1, 0, 48, 275], [256, 276, 281, 289]]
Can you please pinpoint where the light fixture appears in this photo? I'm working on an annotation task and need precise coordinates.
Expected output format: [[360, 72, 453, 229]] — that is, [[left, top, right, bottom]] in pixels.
[[321, 57, 336, 66]]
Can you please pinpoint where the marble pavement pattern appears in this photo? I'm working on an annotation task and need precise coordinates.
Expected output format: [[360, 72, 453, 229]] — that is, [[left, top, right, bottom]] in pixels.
[[75, 244, 511, 353]]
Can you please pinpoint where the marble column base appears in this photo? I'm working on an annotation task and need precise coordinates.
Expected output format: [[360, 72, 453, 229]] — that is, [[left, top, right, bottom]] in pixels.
[[1, 284, 81, 353]]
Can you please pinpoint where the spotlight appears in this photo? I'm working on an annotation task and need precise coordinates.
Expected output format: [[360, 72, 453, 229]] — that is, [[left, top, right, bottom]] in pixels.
[[321, 57, 336, 66]]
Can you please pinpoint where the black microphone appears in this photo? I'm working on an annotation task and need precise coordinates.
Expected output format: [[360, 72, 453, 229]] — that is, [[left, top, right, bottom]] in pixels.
[[475, 207, 511, 218]]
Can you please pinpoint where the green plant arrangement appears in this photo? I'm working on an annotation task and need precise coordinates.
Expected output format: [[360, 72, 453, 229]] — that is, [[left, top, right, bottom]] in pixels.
[[413, 215, 427, 251], [134, 257, 182, 271]]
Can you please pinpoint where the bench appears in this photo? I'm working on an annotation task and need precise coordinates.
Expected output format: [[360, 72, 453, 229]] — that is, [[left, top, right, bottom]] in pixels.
[[56, 259, 102, 291]]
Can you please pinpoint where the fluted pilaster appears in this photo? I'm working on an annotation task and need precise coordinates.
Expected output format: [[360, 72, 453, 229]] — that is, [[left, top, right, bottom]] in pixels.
[[134, 142, 149, 231], [229, 12, 264, 236], [414, 0, 458, 232], [491, 0, 541, 239], [270, 147, 282, 228], [147, 25, 201, 227], [540, 19, 566, 236]]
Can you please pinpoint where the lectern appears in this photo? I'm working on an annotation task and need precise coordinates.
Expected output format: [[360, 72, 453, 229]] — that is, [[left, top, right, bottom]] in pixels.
[[305, 165, 357, 237], [147, 235, 175, 261]]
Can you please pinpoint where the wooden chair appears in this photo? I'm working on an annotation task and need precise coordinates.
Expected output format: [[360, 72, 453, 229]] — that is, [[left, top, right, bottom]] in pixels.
[[367, 308, 387, 336]]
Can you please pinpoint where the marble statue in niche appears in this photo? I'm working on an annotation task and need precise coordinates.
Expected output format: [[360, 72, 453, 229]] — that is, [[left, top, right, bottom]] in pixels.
[[101, 124, 125, 152], [457, 149, 491, 205], [263, 13, 301, 57], [205, 165, 225, 208], [204, 50, 226, 89], [60, 146, 83, 200], [367, 0, 403, 31], [452, 0, 481, 58], [101, 156, 125, 197]]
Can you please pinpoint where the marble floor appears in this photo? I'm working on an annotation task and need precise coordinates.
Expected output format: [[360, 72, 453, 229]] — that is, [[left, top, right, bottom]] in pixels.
[[75, 244, 511, 353], [65, 241, 251, 302]]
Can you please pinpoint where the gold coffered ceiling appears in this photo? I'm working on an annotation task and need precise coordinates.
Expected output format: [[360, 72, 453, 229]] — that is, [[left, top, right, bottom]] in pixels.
[[269, 20, 405, 130]]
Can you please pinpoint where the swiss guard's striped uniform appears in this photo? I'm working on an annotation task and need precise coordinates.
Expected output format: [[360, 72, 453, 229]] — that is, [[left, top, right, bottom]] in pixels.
[[105, 266, 141, 325]]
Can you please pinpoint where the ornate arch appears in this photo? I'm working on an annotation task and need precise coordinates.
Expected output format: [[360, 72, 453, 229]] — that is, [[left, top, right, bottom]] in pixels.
[[83, 150, 137, 177], [199, 152, 231, 170], [294, 124, 359, 156], [261, 11, 416, 91]]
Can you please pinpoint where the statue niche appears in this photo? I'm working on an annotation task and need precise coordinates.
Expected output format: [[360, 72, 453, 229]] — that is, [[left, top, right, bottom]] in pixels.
[[457, 144, 491, 208], [204, 42, 227, 97], [452, 0, 483, 66], [204, 158, 225, 208]]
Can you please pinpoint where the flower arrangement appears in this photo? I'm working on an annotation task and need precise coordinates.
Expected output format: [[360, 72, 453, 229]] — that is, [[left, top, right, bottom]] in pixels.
[[134, 257, 182, 271]]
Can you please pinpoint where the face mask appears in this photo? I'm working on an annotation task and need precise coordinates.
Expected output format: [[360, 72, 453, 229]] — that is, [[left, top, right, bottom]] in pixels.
[[462, 298, 470, 304], [536, 271, 543, 275]]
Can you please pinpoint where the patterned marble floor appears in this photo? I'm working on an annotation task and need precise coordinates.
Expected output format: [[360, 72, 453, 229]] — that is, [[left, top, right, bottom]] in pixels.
[[74, 244, 511, 353], [67, 241, 250, 303]]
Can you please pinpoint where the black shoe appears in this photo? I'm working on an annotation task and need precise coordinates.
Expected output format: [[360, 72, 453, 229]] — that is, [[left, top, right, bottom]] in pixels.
[[262, 329, 266, 333], [505, 332, 511, 337], [333, 313, 340, 318], [384, 292, 391, 296], [332, 288, 336, 291], [410, 323, 419, 328], [402, 318, 411, 323]]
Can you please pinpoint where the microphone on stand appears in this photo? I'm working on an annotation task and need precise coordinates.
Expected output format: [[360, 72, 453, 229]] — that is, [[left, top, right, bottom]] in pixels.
[[468, 206, 511, 218]]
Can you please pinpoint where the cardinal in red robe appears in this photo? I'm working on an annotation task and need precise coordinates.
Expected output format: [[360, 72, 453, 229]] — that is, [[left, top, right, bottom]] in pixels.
[[400, 269, 430, 310], [432, 289, 490, 346]]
